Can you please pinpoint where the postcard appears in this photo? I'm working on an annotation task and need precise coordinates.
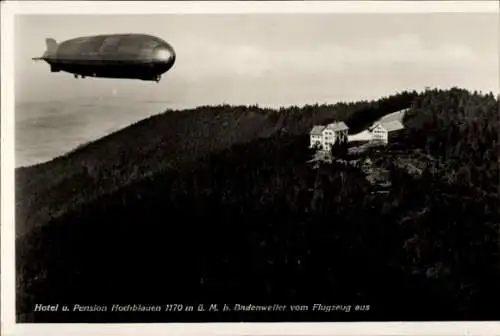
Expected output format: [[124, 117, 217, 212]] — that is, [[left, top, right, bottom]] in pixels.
[[2, 1, 499, 335]]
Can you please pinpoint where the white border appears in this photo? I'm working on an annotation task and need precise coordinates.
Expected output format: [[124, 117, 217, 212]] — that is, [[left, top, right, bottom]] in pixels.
[[1, 0, 500, 13], [2, 1, 500, 336]]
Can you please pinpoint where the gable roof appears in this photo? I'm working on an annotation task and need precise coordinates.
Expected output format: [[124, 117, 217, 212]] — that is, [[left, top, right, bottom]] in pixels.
[[370, 120, 404, 132], [348, 129, 372, 142], [378, 108, 409, 124], [381, 120, 404, 132], [310, 125, 325, 135], [325, 121, 349, 132]]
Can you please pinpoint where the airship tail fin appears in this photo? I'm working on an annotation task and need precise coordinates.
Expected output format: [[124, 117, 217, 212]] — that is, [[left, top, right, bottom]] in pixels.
[[33, 38, 58, 61], [45, 38, 58, 56]]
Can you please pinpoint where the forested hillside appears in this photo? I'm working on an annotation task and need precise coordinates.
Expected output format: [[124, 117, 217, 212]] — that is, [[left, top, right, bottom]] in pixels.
[[15, 91, 416, 237], [16, 88, 499, 322]]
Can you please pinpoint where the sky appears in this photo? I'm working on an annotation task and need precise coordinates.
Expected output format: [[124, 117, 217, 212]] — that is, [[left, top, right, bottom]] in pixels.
[[15, 13, 499, 108]]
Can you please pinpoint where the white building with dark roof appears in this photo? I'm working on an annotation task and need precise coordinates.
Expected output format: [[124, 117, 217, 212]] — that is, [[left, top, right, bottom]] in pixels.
[[309, 121, 349, 151], [347, 108, 408, 144], [369, 120, 405, 144]]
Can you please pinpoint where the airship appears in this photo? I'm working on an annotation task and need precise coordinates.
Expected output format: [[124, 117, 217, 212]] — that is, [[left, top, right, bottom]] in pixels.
[[32, 33, 176, 82]]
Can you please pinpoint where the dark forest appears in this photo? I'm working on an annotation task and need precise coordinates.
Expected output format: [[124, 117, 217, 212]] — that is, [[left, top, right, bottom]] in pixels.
[[15, 87, 500, 322]]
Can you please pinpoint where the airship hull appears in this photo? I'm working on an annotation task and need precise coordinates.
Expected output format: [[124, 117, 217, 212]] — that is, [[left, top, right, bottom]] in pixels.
[[34, 34, 176, 82]]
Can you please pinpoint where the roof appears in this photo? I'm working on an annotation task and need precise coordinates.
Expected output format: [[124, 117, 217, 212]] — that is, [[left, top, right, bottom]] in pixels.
[[325, 121, 349, 131], [348, 130, 372, 142], [382, 120, 405, 132], [310, 125, 325, 135], [371, 120, 405, 132], [378, 108, 409, 124]]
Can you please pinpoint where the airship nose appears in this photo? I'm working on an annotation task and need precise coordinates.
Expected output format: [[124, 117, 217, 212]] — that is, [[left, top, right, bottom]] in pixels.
[[153, 44, 176, 67]]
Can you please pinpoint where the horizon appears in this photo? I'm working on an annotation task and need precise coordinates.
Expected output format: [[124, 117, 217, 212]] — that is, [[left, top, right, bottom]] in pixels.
[[12, 12, 500, 167], [14, 86, 496, 169], [14, 85, 499, 110]]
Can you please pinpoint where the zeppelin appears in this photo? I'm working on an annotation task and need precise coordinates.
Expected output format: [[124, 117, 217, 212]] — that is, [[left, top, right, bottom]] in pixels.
[[32, 34, 176, 82]]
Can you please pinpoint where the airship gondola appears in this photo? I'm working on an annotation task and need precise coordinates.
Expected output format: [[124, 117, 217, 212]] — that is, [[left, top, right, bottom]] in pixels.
[[32, 34, 176, 82]]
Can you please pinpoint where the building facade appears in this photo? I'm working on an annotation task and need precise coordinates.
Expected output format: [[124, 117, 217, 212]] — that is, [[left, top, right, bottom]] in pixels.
[[369, 120, 404, 145], [310, 121, 349, 151], [370, 124, 389, 144]]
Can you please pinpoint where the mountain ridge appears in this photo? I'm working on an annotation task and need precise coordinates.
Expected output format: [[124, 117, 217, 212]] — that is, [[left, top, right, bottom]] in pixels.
[[15, 91, 416, 238], [15, 87, 500, 322]]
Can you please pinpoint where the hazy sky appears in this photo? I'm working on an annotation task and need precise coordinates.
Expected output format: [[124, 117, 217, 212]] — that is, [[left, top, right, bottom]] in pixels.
[[15, 13, 499, 107]]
